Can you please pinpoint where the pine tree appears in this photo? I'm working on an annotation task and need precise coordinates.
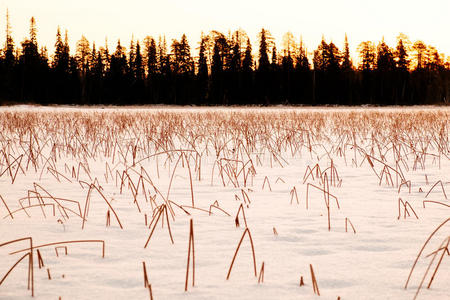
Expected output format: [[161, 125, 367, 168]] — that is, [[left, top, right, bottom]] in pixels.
[[211, 39, 223, 76], [144, 36, 157, 76], [19, 16, 44, 101], [357, 41, 376, 70], [158, 36, 170, 75], [197, 35, 209, 103], [296, 38, 309, 71], [242, 38, 253, 72], [4, 8, 15, 68], [326, 42, 341, 72], [29, 17, 37, 46], [230, 37, 241, 73], [313, 37, 328, 71], [129, 36, 136, 76], [258, 28, 270, 71], [198, 36, 208, 77], [135, 41, 144, 80], [396, 39, 409, 71], [53, 27, 70, 73], [412, 40, 426, 70], [172, 34, 192, 74], [76, 35, 90, 73], [376, 40, 395, 71], [342, 34, 353, 70]]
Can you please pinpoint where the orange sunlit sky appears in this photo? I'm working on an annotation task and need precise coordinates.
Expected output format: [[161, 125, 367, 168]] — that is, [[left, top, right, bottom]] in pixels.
[[0, 0, 449, 59]]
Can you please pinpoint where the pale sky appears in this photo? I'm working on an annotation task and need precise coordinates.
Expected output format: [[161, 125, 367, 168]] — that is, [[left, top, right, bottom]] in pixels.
[[0, 0, 449, 59]]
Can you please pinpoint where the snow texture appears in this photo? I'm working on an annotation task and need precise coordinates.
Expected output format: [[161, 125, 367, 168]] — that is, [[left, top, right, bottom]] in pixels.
[[0, 106, 449, 300]]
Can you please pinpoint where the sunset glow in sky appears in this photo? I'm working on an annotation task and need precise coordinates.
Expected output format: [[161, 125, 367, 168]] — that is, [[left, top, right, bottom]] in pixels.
[[0, 0, 449, 58]]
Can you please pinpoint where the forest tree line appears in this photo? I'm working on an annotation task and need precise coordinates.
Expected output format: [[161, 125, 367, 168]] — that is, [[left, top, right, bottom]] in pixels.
[[0, 15, 449, 106]]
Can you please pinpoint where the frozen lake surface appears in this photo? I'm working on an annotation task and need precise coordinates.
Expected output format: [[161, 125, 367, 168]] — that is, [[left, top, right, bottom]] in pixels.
[[0, 106, 449, 299]]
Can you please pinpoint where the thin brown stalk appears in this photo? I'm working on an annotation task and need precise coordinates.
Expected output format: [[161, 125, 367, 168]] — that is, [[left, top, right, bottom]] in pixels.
[[185, 219, 195, 291], [226, 228, 257, 280], [310, 264, 320, 296], [258, 262, 265, 284]]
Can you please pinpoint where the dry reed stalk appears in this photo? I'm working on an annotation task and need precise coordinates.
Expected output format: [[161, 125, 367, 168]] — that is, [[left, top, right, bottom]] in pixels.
[[168, 200, 191, 215], [345, 217, 356, 234], [258, 262, 265, 284], [379, 165, 394, 187], [0, 153, 24, 184], [11, 239, 106, 258], [241, 189, 251, 204], [299, 275, 305, 286], [306, 183, 340, 211], [208, 205, 231, 216], [405, 218, 450, 289], [425, 180, 447, 199], [32, 183, 72, 219], [37, 249, 44, 268], [55, 246, 68, 257], [20, 193, 82, 218], [273, 227, 278, 236], [323, 173, 331, 231], [0, 237, 34, 296], [76, 162, 92, 181], [47, 268, 51, 280], [425, 237, 449, 288], [302, 166, 314, 183], [0, 195, 13, 219], [166, 153, 195, 206], [144, 205, 174, 248], [262, 176, 272, 191], [183, 153, 195, 207], [397, 198, 419, 220], [180, 205, 210, 214], [82, 183, 123, 229], [235, 204, 248, 228], [106, 210, 111, 227], [185, 219, 195, 291], [411, 236, 450, 300], [148, 284, 154, 300], [275, 177, 285, 184], [143, 261, 149, 288], [398, 180, 412, 194], [310, 264, 320, 296], [226, 228, 257, 280], [290, 187, 299, 204], [422, 200, 450, 208], [46, 166, 69, 183]]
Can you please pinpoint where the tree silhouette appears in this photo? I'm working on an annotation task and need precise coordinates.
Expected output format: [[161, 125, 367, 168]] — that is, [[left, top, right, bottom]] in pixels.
[[242, 38, 253, 104], [396, 38, 409, 71], [144, 36, 157, 76], [377, 40, 395, 71], [197, 35, 209, 104], [0, 16, 448, 106], [342, 34, 353, 71], [258, 28, 270, 72]]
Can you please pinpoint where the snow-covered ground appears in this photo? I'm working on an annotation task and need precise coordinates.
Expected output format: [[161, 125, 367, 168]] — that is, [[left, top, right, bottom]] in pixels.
[[0, 106, 449, 300]]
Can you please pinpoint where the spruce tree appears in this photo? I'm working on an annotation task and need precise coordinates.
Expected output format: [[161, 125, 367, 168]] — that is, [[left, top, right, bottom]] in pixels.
[[4, 9, 15, 68], [396, 39, 409, 71], [341, 34, 353, 71], [242, 38, 253, 72], [357, 41, 376, 71], [376, 40, 395, 71], [144, 36, 157, 76], [197, 35, 209, 103], [258, 28, 270, 71], [29, 17, 37, 46]]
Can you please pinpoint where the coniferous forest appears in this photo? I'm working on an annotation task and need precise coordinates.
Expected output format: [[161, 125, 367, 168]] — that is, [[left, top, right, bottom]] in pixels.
[[0, 15, 449, 106]]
